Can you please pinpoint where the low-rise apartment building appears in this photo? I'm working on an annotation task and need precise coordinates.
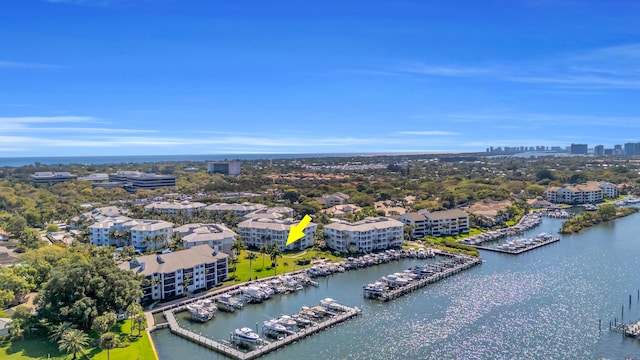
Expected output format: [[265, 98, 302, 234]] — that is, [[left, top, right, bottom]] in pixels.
[[119, 245, 229, 301], [545, 181, 617, 204], [144, 201, 207, 216], [205, 202, 267, 217], [243, 206, 294, 220], [323, 217, 403, 253], [174, 223, 237, 254], [237, 218, 317, 251], [399, 209, 470, 239], [89, 217, 173, 250]]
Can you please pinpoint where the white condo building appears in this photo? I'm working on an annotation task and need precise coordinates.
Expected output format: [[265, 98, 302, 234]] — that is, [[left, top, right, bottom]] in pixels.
[[545, 181, 617, 204], [323, 217, 403, 253], [237, 218, 317, 251], [89, 216, 173, 250], [119, 245, 229, 301], [399, 209, 470, 239], [205, 202, 267, 217], [144, 201, 207, 216], [174, 223, 237, 255]]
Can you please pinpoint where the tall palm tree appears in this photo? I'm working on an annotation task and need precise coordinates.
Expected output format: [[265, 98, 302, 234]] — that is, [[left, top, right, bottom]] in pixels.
[[269, 246, 283, 276], [58, 329, 89, 360], [48, 321, 76, 343], [231, 237, 246, 262], [246, 251, 258, 281], [260, 243, 270, 269], [99, 332, 121, 360], [8, 318, 24, 339]]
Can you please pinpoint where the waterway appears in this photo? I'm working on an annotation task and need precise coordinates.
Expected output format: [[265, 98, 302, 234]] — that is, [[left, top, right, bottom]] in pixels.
[[153, 214, 640, 359]]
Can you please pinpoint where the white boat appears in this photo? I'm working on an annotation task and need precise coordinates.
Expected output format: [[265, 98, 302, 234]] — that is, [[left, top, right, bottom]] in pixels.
[[290, 313, 314, 326], [276, 315, 298, 329], [320, 298, 348, 311], [240, 285, 267, 302], [234, 327, 260, 344], [381, 274, 410, 287], [263, 320, 289, 333]]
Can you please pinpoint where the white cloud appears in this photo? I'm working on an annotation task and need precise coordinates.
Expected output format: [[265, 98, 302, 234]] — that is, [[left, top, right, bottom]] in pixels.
[[395, 62, 493, 77], [0, 60, 65, 69], [396, 131, 460, 136]]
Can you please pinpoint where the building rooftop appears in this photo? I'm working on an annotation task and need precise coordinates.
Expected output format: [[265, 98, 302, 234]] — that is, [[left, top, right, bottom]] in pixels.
[[206, 202, 267, 212], [325, 217, 404, 232], [174, 223, 237, 244], [144, 201, 206, 211], [426, 209, 469, 221], [119, 245, 228, 277], [238, 217, 316, 232]]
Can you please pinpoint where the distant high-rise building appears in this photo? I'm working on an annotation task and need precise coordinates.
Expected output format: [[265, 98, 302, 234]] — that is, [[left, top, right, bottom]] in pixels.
[[624, 142, 640, 156], [570, 143, 588, 155], [207, 161, 241, 175], [594, 145, 604, 156]]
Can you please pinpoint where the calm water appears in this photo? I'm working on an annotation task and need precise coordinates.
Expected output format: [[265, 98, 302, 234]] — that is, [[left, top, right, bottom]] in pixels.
[[153, 215, 640, 359]]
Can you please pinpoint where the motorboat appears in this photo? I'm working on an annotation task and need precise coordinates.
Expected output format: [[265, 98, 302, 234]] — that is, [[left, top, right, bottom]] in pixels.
[[263, 320, 289, 334], [276, 315, 298, 329], [320, 298, 348, 311], [381, 274, 410, 287], [233, 327, 260, 344], [290, 313, 314, 326]]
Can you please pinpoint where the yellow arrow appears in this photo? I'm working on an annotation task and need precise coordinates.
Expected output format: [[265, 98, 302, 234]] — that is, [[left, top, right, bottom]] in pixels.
[[286, 215, 312, 246]]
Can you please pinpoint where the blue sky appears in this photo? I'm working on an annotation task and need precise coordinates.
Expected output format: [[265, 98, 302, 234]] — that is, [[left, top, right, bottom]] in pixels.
[[2, 0, 640, 157]]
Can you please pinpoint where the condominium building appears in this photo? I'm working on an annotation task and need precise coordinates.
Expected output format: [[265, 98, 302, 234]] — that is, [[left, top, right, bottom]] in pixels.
[[237, 218, 317, 251], [545, 181, 616, 204], [207, 161, 241, 175], [144, 201, 206, 216], [320, 192, 351, 207], [174, 223, 237, 254], [323, 217, 403, 253], [30, 172, 78, 184], [243, 206, 294, 220], [398, 212, 430, 239], [89, 217, 173, 250], [322, 204, 362, 218], [427, 209, 470, 237], [399, 209, 470, 239], [205, 202, 267, 217], [119, 245, 229, 301]]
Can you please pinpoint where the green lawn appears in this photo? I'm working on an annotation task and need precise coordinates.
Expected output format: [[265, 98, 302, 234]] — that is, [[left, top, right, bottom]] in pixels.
[[0, 319, 156, 360], [229, 249, 345, 282]]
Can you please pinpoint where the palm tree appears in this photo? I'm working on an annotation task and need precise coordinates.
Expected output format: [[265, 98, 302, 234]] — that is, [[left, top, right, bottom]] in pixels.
[[58, 329, 89, 360], [8, 318, 24, 339], [134, 310, 146, 336], [246, 251, 258, 281], [231, 237, 246, 262], [260, 243, 270, 269], [269, 245, 283, 276], [126, 302, 143, 336], [99, 332, 121, 360], [48, 321, 76, 343]]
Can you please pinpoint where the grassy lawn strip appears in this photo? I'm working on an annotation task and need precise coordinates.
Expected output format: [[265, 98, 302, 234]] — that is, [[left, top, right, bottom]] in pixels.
[[0, 319, 155, 360], [229, 249, 345, 282]]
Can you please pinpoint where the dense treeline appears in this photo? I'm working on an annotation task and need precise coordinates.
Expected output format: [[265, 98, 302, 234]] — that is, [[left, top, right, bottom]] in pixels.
[[559, 205, 638, 234]]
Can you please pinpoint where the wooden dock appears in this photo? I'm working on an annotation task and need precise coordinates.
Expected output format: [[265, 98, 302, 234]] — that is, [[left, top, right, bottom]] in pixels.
[[163, 306, 360, 360], [372, 256, 482, 302], [467, 237, 559, 255]]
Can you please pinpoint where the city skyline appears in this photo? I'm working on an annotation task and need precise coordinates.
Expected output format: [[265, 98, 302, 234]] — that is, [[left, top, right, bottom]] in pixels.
[[2, 0, 640, 156]]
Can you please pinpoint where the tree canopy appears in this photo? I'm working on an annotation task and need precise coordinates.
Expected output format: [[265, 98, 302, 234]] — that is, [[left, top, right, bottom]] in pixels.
[[36, 256, 143, 328]]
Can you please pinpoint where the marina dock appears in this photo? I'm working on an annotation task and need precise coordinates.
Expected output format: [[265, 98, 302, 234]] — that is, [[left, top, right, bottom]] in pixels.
[[365, 255, 482, 302], [466, 236, 559, 255], [163, 305, 360, 360]]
